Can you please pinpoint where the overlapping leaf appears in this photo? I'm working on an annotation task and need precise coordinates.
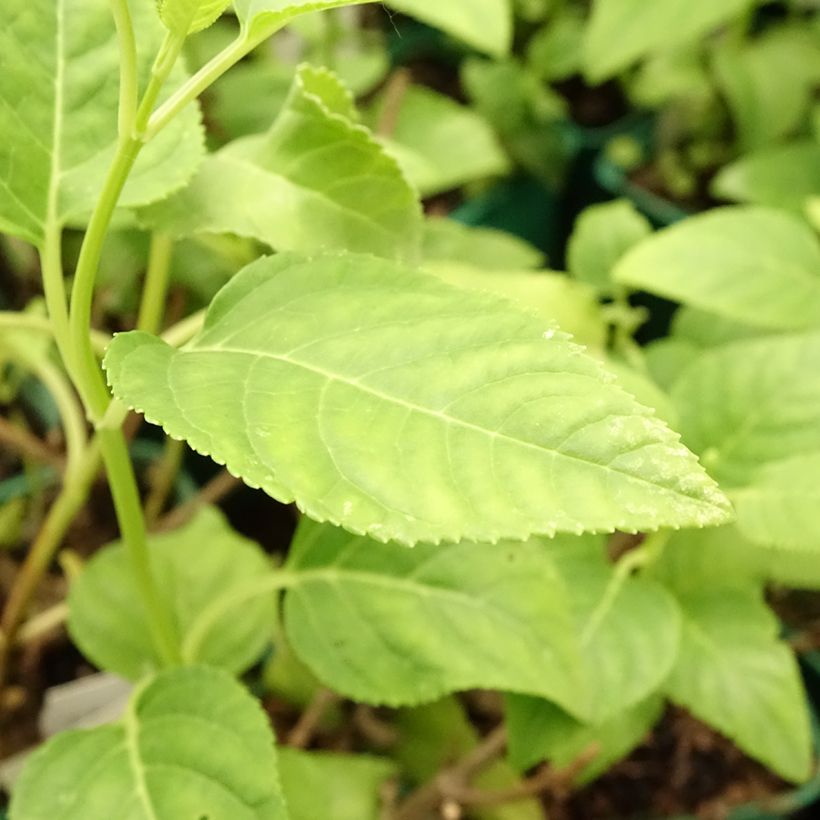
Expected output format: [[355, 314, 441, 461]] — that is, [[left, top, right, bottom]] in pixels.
[[10, 667, 289, 819], [68, 507, 275, 679], [104, 252, 732, 545], [157, 0, 231, 33], [665, 589, 811, 782], [0, 0, 204, 246], [615, 207, 820, 331], [280, 519, 587, 710], [142, 65, 421, 261]]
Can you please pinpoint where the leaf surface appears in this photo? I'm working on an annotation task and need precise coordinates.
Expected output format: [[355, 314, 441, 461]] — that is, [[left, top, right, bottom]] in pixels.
[[105, 252, 732, 545], [281, 519, 588, 711], [615, 207, 820, 331], [142, 65, 421, 262], [10, 666, 289, 820], [665, 588, 811, 782], [0, 0, 203, 246], [68, 507, 275, 679], [157, 0, 232, 33]]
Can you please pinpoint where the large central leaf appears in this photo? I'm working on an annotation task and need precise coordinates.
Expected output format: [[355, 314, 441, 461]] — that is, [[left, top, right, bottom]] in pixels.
[[0, 0, 204, 247], [104, 252, 731, 545]]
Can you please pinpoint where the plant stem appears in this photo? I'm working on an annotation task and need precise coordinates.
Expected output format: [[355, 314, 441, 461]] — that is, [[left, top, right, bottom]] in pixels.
[[109, 0, 139, 138], [134, 32, 187, 137], [137, 233, 174, 335], [144, 438, 185, 526], [0, 313, 53, 335], [0, 417, 63, 471]]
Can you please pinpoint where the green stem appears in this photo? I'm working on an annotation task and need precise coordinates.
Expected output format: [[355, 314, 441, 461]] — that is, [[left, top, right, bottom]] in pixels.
[[109, 0, 139, 138], [137, 233, 174, 335], [40, 224, 76, 379], [0, 313, 53, 335], [134, 31, 187, 138], [144, 437, 185, 526]]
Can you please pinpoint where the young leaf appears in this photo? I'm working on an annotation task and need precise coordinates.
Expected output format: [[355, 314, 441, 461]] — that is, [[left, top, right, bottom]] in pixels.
[[68, 507, 275, 679], [157, 0, 232, 35], [671, 333, 820, 486], [278, 750, 395, 820], [281, 519, 588, 712], [0, 0, 204, 246], [665, 588, 812, 783], [582, 0, 754, 83], [567, 200, 652, 295], [10, 666, 289, 819], [141, 65, 421, 262], [505, 694, 664, 780], [104, 252, 732, 546], [730, 453, 820, 551], [234, 0, 377, 42], [615, 207, 820, 332]]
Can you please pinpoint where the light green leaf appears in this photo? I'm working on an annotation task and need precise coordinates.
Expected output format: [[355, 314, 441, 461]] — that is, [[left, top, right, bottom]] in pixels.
[[373, 86, 510, 197], [0, 0, 204, 246], [68, 507, 275, 679], [568, 200, 652, 295], [104, 251, 732, 546], [142, 65, 421, 262], [582, 0, 754, 83], [10, 666, 289, 820], [157, 0, 231, 33], [506, 694, 663, 780], [423, 261, 607, 349], [615, 207, 820, 331], [731, 454, 820, 551], [386, 0, 513, 56], [526, 7, 585, 81], [671, 306, 774, 350], [605, 359, 678, 428], [281, 519, 588, 711], [278, 750, 395, 820], [547, 537, 681, 724], [422, 218, 544, 270], [671, 333, 820, 486], [712, 140, 820, 214], [234, 0, 377, 42], [643, 338, 700, 392], [665, 588, 811, 782]]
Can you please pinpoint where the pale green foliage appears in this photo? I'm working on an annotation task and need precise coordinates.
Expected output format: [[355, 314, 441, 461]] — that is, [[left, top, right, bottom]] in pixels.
[[568, 200, 652, 295], [615, 207, 820, 331], [281, 519, 588, 710], [731, 454, 820, 551], [422, 218, 544, 270], [157, 0, 232, 34], [386, 0, 513, 56], [373, 86, 510, 197], [526, 7, 585, 82], [142, 65, 421, 261], [665, 589, 811, 782], [712, 141, 820, 214], [234, 0, 377, 41], [0, 0, 204, 246], [68, 507, 275, 678], [424, 262, 607, 349], [10, 667, 288, 819], [671, 333, 820, 486], [278, 750, 395, 820], [671, 306, 773, 350], [582, 0, 754, 82], [506, 694, 664, 780], [104, 252, 731, 546]]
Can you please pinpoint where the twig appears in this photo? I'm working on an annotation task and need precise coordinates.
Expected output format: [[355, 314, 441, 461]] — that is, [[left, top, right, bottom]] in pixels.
[[353, 704, 399, 748], [144, 437, 185, 526], [157, 468, 241, 531], [0, 416, 64, 471], [376, 69, 411, 138], [287, 688, 339, 749]]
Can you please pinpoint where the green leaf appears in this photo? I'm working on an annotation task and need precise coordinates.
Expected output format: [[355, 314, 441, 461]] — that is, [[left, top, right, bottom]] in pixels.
[[10, 666, 289, 819], [547, 536, 681, 724], [665, 588, 811, 782], [373, 86, 510, 197], [506, 694, 664, 780], [157, 0, 231, 34], [281, 519, 588, 711], [278, 750, 394, 820], [0, 0, 204, 246], [567, 200, 652, 295], [422, 218, 544, 270], [712, 140, 820, 215], [234, 0, 377, 42], [615, 207, 820, 332], [68, 507, 275, 679], [423, 262, 607, 349], [582, 0, 754, 83], [671, 333, 820, 486], [731, 454, 820, 551], [142, 65, 421, 262], [385, 0, 513, 56], [104, 251, 732, 546], [671, 306, 773, 350]]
